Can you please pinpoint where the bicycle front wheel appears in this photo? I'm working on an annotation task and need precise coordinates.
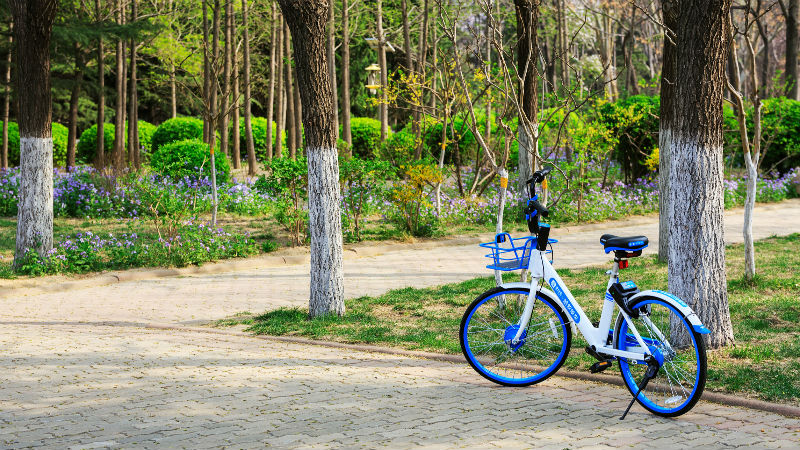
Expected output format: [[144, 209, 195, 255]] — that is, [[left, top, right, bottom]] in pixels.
[[460, 287, 571, 386], [614, 297, 707, 417]]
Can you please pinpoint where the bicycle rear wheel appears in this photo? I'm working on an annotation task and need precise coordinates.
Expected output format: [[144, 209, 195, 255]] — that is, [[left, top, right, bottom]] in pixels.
[[614, 297, 707, 417], [460, 287, 571, 386]]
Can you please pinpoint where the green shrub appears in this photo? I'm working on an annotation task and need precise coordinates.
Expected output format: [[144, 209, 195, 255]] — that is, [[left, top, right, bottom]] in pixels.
[[150, 138, 230, 183], [5, 122, 19, 165], [77, 121, 156, 164], [6, 122, 69, 167], [256, 157, 308, 245], [151, 117, 204, 154], [76, 123, 115, 164], [137, 120, 157, 159], [756, 98, 800, 173], [51, 123, 68, 167], [232, 117, 288, 161], [348, 117, 383, 159], [598, 95, 659, 182], [380, 129, 417, 165], [339, 157, 394, 241]]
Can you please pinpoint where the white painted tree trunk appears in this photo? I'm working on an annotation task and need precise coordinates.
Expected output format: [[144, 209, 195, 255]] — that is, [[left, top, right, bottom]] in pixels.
[[667, 136, 734, 347], [307, 147, 345, 317], [15, 137, 54, 260], [743, 153, 757, 279]]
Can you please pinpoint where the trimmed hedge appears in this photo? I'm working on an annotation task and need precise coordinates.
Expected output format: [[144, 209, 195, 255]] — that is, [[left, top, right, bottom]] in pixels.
[[348, 117, 383, 159], [150, 138, 231, 183], [5, 122, 68, 167], [77, 120, 156, 164], [232, 117, 288, 161], [151, 117, 205, 154]]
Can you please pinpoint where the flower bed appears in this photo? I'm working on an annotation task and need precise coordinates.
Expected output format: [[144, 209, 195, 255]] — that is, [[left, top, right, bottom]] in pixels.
[[14, 221, 259, 276]]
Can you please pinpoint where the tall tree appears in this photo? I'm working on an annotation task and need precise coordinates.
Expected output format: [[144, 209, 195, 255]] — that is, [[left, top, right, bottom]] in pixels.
[[9, 0, 58, 264], [668, 0, 734, 348], [779, 0, 799, 100], [285, 22, 297, 156], [221, 0, 233, 157], [275, 16, 285, 158], [242, 0, 256, 175], [266, 2, 277, 160], [327, 0, 339, 140], [2, 21, 12, 170], [515, 0, 541, 203], [128, 0, 140, 170], [66, 43, 84, 169], [95, 0, 105, 170], [377, 0, 388, 142], [340, 0, 352, 148], [276, 0, 344, 317], [232, 27, 242, 169], [658, 0, 678, 262], [113, 0, 126, 170]]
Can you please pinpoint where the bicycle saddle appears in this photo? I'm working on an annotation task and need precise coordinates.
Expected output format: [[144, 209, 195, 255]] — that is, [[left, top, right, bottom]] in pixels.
[[599, 234, 649, 254]]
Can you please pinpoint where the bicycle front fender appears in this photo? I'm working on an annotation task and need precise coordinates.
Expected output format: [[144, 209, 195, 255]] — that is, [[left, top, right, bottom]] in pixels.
[[628, 290, 711, 335]]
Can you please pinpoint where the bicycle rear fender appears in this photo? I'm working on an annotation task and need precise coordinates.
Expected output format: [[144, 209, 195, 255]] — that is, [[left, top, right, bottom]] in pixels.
[[628, 290, 711, 335]]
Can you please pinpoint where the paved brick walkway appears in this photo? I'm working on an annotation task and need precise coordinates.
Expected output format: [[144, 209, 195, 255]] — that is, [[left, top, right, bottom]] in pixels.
[[1, 201, 800, 448]]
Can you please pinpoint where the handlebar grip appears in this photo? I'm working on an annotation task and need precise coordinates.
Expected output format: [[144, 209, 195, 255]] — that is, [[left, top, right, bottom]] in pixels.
[[529, 199, 549, 218]]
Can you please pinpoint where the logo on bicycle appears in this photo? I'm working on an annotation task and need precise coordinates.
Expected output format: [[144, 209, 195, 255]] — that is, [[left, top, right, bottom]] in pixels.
[[549, 278, 580, 323]]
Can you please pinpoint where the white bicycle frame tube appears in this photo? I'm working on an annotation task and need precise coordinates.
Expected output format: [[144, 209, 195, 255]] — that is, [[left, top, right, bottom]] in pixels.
[[506, 249, 652, 362]]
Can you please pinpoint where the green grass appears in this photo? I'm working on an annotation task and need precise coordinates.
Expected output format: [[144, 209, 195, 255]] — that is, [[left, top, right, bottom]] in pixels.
[[227, 233, 800, 405]]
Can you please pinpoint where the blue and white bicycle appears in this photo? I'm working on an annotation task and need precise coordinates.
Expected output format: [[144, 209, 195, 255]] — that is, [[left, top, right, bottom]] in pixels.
[[460, 166, 709, 418]]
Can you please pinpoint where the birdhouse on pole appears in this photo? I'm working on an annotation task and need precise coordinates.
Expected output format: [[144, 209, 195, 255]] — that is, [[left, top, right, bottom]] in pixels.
[[365, 63, 381, 95]]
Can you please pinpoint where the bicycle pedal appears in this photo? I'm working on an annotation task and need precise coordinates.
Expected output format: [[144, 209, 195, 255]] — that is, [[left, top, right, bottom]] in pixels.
[[590, 360, 614, 373]]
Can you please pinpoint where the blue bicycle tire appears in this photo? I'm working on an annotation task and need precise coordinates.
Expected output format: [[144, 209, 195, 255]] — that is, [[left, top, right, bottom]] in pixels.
[[614, 297, 707, 417], [460, 287, 572, 387]]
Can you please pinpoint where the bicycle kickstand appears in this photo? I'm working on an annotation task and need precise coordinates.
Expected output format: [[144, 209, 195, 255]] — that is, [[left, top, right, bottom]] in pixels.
[[620, 357, 660, 420]]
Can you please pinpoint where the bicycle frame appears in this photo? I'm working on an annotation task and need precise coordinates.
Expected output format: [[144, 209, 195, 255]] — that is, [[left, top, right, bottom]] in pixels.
[[501, 249, 654, 363]]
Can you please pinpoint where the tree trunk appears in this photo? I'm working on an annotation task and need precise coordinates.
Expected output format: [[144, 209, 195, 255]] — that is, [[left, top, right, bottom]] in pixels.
[[415, 0, 429, 158], [170, 62, 177, 118], [341, 0, 352, 148], [266, 3, 277, 160], [658, 0, 678, 263], [2, 21, 12, 170], [113, 0, 126, 171], [9, 0, 58, 264], [66, 46, 83, 170], [211, 0, 221, 144], [401, 0, 413, 72], [785, 0, 799, 100], [202, 1, 211, 144], [128, 0, 139, 170], [242, 0, 256, 175], [557, 0, 570, 92], [327, 0, 339, 140], [276, 0, 345, 318], [96, 0, 105, 170], [293, 62, 303, 154], [221, 0, 233, 157], [515, 0, 541, 204], [377, 0, 388, 142], [232, 37, 241, 169], [727, 16, 763, 281], [275, 17, 285, 158], [668, 0, 734, 348], [285, 24, 298, 157]]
